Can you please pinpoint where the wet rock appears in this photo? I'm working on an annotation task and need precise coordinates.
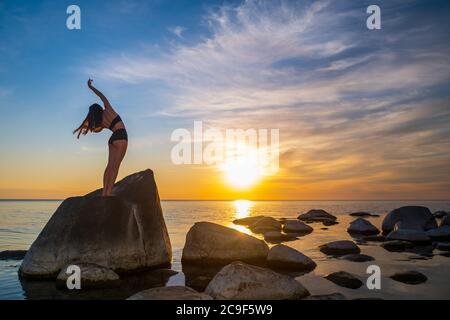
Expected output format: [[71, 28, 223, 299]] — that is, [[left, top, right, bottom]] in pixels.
[[347, 218, 380, 236], [304, 293, 347, 300], [319, 240, 361, 256], [436, 242, 450, 251], [182, 222, 269, 265], [382, 206, 437, 233], [426, 226, 450, 241], [386, 229, 431, 245], [267, 244, 316, 272], [249, 217, 282, 233], [390, 271, 427, 285], [361, 235, 386, 242], [298, 209, 337, 223], [441, 215, 450, 227], [381, 240, 414, 252], [323, 219, 339, 226], [263, 231, 297, 243], [0, 250, 27, 260], [282, 220, 313, 234], [204, 261, 310, 300], [233, 216, 265, 227], [349, 212, 378, 217], [340, 254, 375, 262], [433, 211, 448, 219], [324, 271, 363, 289], [127, 286, 212, 300], [20, 169, 172, 278], [56, 263, 120, 289]]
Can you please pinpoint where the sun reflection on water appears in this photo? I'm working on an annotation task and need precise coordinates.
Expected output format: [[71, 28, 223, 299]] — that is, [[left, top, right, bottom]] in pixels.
[[227, 200, 254, 235]]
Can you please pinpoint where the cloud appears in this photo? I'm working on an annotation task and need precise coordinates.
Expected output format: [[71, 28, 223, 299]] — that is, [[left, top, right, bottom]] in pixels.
[[168, 26, 186, 38], [89, 0, 450, 198]]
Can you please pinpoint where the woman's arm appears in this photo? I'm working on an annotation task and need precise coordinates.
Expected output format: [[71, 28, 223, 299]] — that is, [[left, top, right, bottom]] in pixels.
[[87, 79, 113, 111]]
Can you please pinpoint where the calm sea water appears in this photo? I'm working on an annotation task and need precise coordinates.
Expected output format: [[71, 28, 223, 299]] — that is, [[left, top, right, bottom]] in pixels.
[[1, 200, 450, 300]]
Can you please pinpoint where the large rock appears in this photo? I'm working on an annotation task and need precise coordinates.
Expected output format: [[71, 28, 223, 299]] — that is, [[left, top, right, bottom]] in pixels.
[[386, 228, 431, 244], [20, 169, 172, 278], [204, 261, 310, 300], [267, 244, 316, 272], [324, 271, 363, 289], [381, 206, 437, 233], [282, 220, 313, 235], [56, 263, 120, 289], [347, 218, 380, 235], [127, 286, 212, 300], [298, 209, 337, 223], [319, 240, 360, 256], [426, 226, 450, 241], [182, 222, 269, 265]]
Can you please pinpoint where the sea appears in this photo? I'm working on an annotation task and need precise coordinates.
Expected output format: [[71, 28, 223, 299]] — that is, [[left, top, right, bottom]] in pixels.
[[1, 200, 449, 300]]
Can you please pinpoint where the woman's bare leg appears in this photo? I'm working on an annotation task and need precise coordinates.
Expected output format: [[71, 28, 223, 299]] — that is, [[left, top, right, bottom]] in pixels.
[[104, 140, 127, 196]]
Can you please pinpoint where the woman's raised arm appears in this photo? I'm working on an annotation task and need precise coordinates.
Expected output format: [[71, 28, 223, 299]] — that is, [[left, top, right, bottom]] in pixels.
[[87, 79, 113, 111]]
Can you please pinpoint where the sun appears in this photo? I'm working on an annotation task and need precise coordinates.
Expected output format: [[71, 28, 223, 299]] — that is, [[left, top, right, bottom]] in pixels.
[[220, 154, 262, 189]]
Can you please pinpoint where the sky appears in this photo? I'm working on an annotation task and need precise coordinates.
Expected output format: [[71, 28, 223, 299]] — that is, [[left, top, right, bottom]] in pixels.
[[0, 0, 449, 200]]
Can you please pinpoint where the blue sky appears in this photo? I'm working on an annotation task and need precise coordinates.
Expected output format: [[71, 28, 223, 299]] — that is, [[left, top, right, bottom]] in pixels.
[[0, 0, 449, 199]]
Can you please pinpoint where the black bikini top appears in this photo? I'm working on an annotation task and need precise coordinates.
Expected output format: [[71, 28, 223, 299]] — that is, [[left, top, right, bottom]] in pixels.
[[109, 115, 122, 130]]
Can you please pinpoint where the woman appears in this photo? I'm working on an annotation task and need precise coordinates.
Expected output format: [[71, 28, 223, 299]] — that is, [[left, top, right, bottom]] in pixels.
[[73, 79, 128, 196]]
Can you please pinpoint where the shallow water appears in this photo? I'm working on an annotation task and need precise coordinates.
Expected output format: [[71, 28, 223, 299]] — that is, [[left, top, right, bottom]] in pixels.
[[1, 200, 450, 300]]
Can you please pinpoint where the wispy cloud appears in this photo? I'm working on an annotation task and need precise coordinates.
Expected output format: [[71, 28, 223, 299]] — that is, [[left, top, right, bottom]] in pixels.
[[168, 26, 186, 38], [89, 0, 450, 198]]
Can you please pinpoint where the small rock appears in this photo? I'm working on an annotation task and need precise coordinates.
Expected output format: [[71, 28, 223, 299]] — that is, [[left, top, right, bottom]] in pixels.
[[436, 242, 450, 251], [381, 240, 414, 252], [426, 226, 450, 241], [362, 235, 386, 242], [205, 261, 310, 300], [433, 211, 448, 219], [347, 218, 380, 236], [0, 250, 27, 260], [321, 227, 329, 230], [127, 286, 213, 300], [263, 231, 297, 243], [249, 217, 282, 233], [282, 220, 313, 234], [233, 216, 265, 227], [267, 244, 316, 272], [56, 263, 120, 289], [304, 293, 347, 300], [386, 228, 431, 245], [319, 240, 360, 256], [298, 209, 337, 223], [390, 271, 427, 285], [324, 271, 363, 289], [323, 219, 339, 226], [340, 254, 375, 262], [349, 212, 376, 217]]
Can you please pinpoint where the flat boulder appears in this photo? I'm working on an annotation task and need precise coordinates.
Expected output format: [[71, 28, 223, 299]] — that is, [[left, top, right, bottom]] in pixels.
[[267, 244, 316, 272], [263, 231, 297, 243], [249, 217, 282, 233], [386, 228, 431, 245], [426, 226, 450, 241], [182, 222, 269, 265], [0, 250, 27, 261], [347, 218, 380, 236], [20, 169, 172, 278], [282, 220, 313, 234], [204, 261, 310, 300], [319, 240, 360, 256], [127, 286, 212, 300], [298, 209, 337, 223], [340, 254, 375, 263], [382, 206, 437, 233], [381, 240, 414, 252], [324, 271, 363, 289], [233, 216, 265, 227], [390, 271, 427, 285], [56, 263, 119, 289]]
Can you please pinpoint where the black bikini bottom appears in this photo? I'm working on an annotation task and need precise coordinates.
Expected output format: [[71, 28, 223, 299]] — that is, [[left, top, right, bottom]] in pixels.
[[108, 128, 128, 145]]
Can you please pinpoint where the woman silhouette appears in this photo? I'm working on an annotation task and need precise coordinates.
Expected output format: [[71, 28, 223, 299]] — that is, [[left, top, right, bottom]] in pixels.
[[74, 79, 128, 196]]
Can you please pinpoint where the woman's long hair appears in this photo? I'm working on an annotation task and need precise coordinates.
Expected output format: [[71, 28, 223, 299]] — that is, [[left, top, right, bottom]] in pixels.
[[73, 103, 103, 138]]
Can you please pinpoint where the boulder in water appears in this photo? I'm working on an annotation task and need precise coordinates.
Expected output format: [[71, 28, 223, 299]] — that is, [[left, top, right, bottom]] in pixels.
[[324, 271, 363, 289], [347, 218, 380, 235], [386, 228, 431, 245], [182, 222, 269, 265], [319, 240, 360, 256], [127, 286, 212, 300], [0, 250, 27, 261], [282, 220, 313, 234], [426, 226, 450, 241], [390, 271, 427, 285], [19, 169, 172, 278], [267, 244, 316, 272], [340, 254, 375, 262], [298, 209, 337, 223], [204, 261, 310, 300], [249, 217, 282, 233], [263, 231, 297, 243], [233, 216, 265, 227], [56, 263, 120, 289], [381, 206, 437, 233]]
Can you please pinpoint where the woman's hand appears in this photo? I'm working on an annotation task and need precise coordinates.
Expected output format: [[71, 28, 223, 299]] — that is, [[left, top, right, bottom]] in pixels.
[[87, 78, 93, 88]]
